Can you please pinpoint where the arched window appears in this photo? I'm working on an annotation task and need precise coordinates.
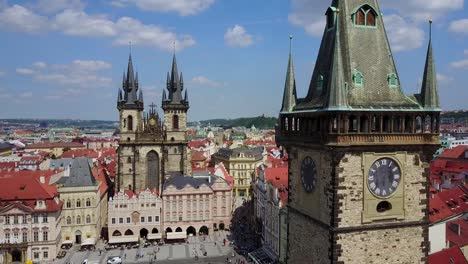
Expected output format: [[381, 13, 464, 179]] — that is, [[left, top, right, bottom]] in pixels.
[[387, 73, 398, 87], [86, 215, 91, 224], [124, 229, 134, 236], [76, 199, 81, 208], [66, 216, 71, 225], [353, 5, 377, 27], [317, 75, 324, 94], [127, 115, 133, 131], [284, 117, 289, 131], [127, 157, 132, 164], [66, 200, 71, 208], [86, 198, 91, 207], [173, 115, 179, 130], [76, 215, 81, 225], [112, 230, 122, 236], [353, 71, 363, 87]]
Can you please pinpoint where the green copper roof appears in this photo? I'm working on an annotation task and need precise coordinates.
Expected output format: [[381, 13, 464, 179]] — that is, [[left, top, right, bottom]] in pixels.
[[292, 0, 425, 112], [419, 23, 441, 110], [280, 36, 297, 113], [326, 12, 348, 110]]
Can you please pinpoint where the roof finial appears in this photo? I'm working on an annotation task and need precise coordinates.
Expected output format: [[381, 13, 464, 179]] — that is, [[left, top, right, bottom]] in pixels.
[[129, 41, 132, 54], [173, 40, 176, 55], [429, 19, 433, 40], [289, 35, 293, 54]]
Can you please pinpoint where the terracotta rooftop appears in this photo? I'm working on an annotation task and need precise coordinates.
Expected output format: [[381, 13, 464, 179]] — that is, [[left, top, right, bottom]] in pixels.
[[428, 246, 468, 264], [26, 141, 84, 149]]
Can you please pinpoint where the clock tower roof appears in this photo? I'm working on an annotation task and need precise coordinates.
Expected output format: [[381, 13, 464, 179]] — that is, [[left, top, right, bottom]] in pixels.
[[291, 0, 438, 112]]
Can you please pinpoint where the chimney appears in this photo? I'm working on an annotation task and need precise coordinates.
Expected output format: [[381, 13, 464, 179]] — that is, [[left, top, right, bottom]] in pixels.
[[39, 176, 45, 184]]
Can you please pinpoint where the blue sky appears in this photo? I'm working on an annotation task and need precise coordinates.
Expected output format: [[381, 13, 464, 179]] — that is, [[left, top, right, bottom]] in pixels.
[[0, 0, 467, 121]]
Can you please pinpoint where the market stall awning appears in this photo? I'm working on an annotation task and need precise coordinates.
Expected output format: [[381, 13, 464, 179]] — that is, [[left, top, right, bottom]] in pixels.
[[166, 232, 187, 240], [81, 238, 96, 246], [108, 236, 139, 244], [147, 233, 162, 240]]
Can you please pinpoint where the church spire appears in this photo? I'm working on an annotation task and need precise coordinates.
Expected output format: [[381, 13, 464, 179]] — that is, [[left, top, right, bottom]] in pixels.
[[117, 53, 143, 110], [420, 19, 440, 110], [165, 53, 184, 104], [326, 9, 348, 110], [281, 35, 297, 113]]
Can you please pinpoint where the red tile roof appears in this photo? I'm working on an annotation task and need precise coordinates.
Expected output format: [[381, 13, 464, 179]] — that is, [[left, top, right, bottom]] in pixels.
[[0, 161, 18, 171], [430, 186, 468, 223], [61, 149, 99, 159], [192, 151, 207, 161], [428, 246, 468, 264], [446, 217, 468, 248], [440, 146, 468, 159], [0, 174, 62, 213], [264, 167, 289, 205], [91, 167, 109, 197]]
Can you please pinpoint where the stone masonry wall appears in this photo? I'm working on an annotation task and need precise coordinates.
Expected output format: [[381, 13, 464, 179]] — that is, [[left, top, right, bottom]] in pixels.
[[336, 226, 425, 264], [336, 152, 427, 227], [288, 210, 330, 264]]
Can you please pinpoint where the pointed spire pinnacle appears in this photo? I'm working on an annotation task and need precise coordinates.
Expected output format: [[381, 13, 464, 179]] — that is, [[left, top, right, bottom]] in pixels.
[[180, 72, 184, 91], [138, 88, 144, 104], [162, 89, 167, 100], [281, 35, 297, 112], [327, 11, 348, 110], [117, 88, 122, 103], [184, 89, 188, 102], [420, 19, 440, 110]]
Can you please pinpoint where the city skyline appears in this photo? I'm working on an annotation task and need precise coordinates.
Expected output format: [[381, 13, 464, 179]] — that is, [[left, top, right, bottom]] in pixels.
[[0, 0, 467, 121]]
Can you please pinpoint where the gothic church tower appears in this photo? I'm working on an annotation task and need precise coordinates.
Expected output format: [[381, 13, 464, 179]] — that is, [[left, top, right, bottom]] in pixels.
[[117, 53, 191, 193], [277, 0, 440, 263]]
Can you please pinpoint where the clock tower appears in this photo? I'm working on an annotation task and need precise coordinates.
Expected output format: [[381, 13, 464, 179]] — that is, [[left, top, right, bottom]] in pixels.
[[277, 0, 440, 263]]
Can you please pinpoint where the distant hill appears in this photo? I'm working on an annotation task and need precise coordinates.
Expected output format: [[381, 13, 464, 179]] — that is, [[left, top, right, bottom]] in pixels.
[[190, 116, 278, 129]]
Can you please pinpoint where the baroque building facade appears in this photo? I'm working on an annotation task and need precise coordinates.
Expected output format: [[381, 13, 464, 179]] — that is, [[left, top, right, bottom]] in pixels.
[[117, 54, 191, 193], [0, 175, 62, 264], [212, 147, 265, 197], [277, 0, 440, 263]]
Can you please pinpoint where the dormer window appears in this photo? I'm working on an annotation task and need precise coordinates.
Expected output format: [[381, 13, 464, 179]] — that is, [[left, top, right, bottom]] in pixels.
[[387, 73, 398, 88], [353, 5, 377, 27], [326, 7, 337, 30], [317, 75, 324, 94], [353, 71, 363, 87]]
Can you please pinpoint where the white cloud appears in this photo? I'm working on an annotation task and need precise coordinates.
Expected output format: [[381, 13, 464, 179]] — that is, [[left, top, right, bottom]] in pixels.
[[190, 76, 222, 87], [0, 89, 11, 99], [437, 73, 454, 82], [19, 91, 33, 98], [381, 0, 464, 23], [224, 25, 255, 47], [16, 68, 36, 75], [53, 10, 116, 37], [36, 0, 84, 14], [465, 50, 468, 56], [450, 58, 468, 69], [383, 15, 425, 52], [449, 19, 468, 34], [288, 0, 329, 37], [0, 4, 195, 52], [33, 62, 47, 69], [114, 17, 195, 51], [18, 60, 113, 89], [111, 0, 215, 16], [0, 4, 48, 33]]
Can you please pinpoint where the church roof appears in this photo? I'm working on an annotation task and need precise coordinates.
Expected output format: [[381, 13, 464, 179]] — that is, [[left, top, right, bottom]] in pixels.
[[284, 0, 439, 112]]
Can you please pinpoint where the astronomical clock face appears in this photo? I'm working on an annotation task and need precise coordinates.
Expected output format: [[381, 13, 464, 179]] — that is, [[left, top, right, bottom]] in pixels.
[[367, 158, 401, 198], [149, 118, 157, 126], [301, 156, 317, 193]]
